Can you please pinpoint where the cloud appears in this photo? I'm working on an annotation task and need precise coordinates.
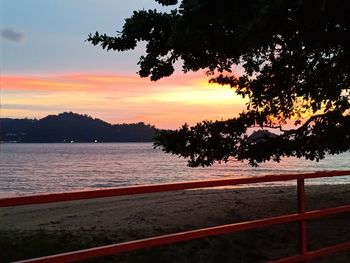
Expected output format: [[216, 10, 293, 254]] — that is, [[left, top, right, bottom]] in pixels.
[[1, 73, 194, 92], [1, 28, 25, 43], [1, 103, 66, 111]]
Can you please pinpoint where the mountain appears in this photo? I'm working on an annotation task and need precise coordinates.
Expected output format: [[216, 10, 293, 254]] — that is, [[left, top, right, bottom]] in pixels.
[[247, 130, 278, 143], [0, 112, 157, 143], [0, 118, 37, 142]]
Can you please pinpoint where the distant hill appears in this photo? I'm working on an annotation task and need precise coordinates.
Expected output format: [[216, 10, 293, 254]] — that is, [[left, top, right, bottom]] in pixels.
[[0, 112, 157, 143], [247, 130, 278, 143]]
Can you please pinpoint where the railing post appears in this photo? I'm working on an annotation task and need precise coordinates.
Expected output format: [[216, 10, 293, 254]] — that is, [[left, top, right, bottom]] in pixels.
[[297, 178, 307, 256]]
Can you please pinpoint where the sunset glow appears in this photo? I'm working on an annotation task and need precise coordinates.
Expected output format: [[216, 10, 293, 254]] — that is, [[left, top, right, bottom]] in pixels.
[[1, 0, 247, 129], [1, 73, 247, 129]]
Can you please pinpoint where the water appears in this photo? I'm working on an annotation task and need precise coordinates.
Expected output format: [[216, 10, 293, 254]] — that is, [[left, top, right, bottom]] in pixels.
[[0, 143, 349, 197]]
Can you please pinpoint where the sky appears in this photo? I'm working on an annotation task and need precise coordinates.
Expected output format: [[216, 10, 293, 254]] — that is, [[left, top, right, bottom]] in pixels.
[[0, 0, 246, 129]]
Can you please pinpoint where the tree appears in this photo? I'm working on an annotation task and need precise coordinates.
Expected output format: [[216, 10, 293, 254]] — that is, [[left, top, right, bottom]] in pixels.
[[88, 0, 350, 166]]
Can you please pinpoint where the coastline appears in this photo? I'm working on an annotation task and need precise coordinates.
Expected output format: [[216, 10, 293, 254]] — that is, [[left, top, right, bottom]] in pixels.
[[1, 184, 349, 262]]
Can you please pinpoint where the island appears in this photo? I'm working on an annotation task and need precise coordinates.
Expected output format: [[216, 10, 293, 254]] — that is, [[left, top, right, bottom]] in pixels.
[[0, 112, 157, 143]]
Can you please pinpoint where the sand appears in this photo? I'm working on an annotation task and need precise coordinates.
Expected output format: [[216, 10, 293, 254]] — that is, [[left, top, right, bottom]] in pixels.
[[1, 184, 349, 262]]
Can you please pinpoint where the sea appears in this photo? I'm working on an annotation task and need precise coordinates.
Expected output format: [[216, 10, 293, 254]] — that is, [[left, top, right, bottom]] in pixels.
[[0, 143, 349, 197]]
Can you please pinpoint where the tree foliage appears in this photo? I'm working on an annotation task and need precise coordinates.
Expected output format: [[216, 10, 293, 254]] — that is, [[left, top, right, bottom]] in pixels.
[[88, 0, 350, 166]]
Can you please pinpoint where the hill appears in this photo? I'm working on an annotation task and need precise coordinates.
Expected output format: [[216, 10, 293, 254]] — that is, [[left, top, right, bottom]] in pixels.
[[0, 112, 156, 143]]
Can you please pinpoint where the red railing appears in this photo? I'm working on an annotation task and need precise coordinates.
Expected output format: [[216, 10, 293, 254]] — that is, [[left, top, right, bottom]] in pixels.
[[1, 170, 349, 263]]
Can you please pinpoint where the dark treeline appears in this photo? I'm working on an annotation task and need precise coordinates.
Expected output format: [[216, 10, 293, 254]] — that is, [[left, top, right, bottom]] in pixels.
[[0, 112, 157, 142]]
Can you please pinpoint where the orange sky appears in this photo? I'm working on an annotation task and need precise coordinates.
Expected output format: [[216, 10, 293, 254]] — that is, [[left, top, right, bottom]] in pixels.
[[1, 1, 249, 129], [1, 72, 247, 129]]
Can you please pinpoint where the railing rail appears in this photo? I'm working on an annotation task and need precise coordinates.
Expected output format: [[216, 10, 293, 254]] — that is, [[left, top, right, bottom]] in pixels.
[[1, 170, 349, 207], [1, 170, 349, 263]]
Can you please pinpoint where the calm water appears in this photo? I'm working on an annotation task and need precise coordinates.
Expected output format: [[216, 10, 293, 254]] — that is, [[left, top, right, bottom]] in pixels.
[[0, 143, 349, 196]]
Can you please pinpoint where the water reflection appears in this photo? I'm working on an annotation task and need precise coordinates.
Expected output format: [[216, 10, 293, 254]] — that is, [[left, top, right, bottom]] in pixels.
[[0, 143, 349, 196]]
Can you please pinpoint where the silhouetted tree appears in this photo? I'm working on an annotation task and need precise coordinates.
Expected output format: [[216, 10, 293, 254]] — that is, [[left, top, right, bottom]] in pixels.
[[88, 0, 350, 166]]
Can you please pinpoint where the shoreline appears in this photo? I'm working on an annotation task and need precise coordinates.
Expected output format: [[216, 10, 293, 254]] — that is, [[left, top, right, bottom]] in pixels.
[[1, 184, 349, 232], [1, 184, 349, 262], [1, 177, 350, 199]]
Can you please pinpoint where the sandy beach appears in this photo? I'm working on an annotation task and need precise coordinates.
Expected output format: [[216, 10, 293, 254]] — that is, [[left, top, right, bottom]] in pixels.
[[1, 184, 349, 262]]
